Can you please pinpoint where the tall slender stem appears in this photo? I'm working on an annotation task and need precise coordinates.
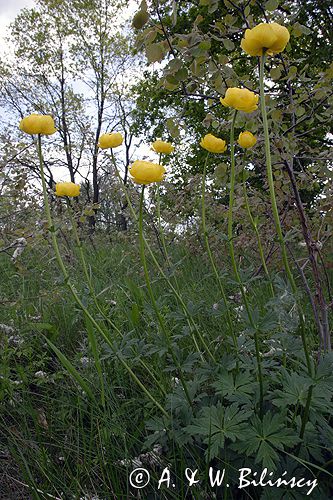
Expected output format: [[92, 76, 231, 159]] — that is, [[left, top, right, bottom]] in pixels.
[[110, 151, 215, 362], [37, 136, 168, 417], [156, 153, 169, 264], [259, 54, 296, 292], [138, 186, 193, 408], [228, 112, 263, 415], [259, 55, 312, 376], [66, 199, 122, 335], [201, 153, 237, 349], [242, 173, 275, 298]]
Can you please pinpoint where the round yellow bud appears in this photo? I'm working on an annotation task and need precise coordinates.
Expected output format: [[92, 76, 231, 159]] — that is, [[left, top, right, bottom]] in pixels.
[[200, 134, 227, 154], [130, 160, 166, 185], [55, 182, 80, 197], [19, 114, 56, 135], [241, 23, 290, 57], [152, 140, 174, 154], [98, 132, 123, 149], [237, 131, 257, 149], [220, 88, 259, 113]]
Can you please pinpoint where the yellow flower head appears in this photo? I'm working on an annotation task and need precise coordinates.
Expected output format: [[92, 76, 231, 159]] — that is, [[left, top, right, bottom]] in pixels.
[[98, 132, 123, 149], [200, 134, 227, 154], [220, 88, 259, 113], [241, 23, 290, 57], [238, 131, 257, 149], [130, 160, 166, 185], [55, 182, 81, 197], [19, 114, 56, 135], [152, 140, 174, 154]]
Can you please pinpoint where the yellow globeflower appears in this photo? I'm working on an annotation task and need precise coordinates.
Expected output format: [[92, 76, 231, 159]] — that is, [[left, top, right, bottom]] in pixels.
[[55, 182, 81, 197], [200, 134, 227, 153], [19, 114, 56, 135], [39, 115, 57, 135], [98, 132, 123, 149], [220, 88, 259, 113], [241, 23, 290, 57], [152, 140, 174, 154], [130, 160, 166, 185], [238, 131, 257, 149]]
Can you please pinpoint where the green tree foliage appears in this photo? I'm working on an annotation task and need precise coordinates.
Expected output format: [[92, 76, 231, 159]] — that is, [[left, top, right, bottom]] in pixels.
[[132, 0, 332, 204], [0, 0, 136, 229]]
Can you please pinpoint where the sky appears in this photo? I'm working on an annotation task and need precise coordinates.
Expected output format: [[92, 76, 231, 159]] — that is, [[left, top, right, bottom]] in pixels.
[[0, 0, 34, 39], [0, 0, 157, 183]]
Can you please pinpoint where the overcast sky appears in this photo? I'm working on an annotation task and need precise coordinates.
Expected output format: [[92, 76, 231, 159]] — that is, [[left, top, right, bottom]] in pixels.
[[0, 0, 34, 39]]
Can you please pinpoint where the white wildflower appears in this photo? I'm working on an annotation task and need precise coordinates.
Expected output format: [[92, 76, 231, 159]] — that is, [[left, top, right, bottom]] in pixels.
[[8, 335, 24, 347], [11, 237, 27, 262], [80, 356, 91, 368], [0, 324, 15, 335]]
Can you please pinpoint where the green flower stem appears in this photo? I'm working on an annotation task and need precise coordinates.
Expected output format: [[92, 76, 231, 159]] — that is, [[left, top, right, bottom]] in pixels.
[[66, 198, 125, 407], [155, 182, 182, 296], [37, 135, 168, 418], [299, 385, 313, 440], [110, 151, 215, 362], [201, 152, 237, 350], [138, 358, 167, 397], [228, 111, 263, 415], [242, 174, 275, 298], [139, 186, 193, 408], [156, 153, 170, 264], [259, 54, 296, 292], [66, 199, 122, 334], [259, 55, 312, 376]]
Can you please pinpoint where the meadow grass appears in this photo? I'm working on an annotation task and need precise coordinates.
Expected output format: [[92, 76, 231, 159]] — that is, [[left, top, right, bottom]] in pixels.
[[0, 235, 331, 499]]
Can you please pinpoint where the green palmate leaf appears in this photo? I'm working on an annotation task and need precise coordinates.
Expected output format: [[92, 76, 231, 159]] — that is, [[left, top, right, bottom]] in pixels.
[[272, 370, 312, 408], [233, 412, 300, 470], [298, 420, 325, 463], [44, 337, 94, 401], [186, 403, 251, 460], [212, 370, 256, 404], [318, 419, 333, 449]]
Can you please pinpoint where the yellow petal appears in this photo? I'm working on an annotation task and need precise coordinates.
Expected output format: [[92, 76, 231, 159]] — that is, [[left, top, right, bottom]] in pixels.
[[241, 23, 290, 57], [130, 160, 166, 184], [40, 115, 56, 135], [98, 132, 123, 149], [152, 140, 174, 154], [200, 134, 227, 153], [55, 182, 80, 197], [238, 131, 257, 148]]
